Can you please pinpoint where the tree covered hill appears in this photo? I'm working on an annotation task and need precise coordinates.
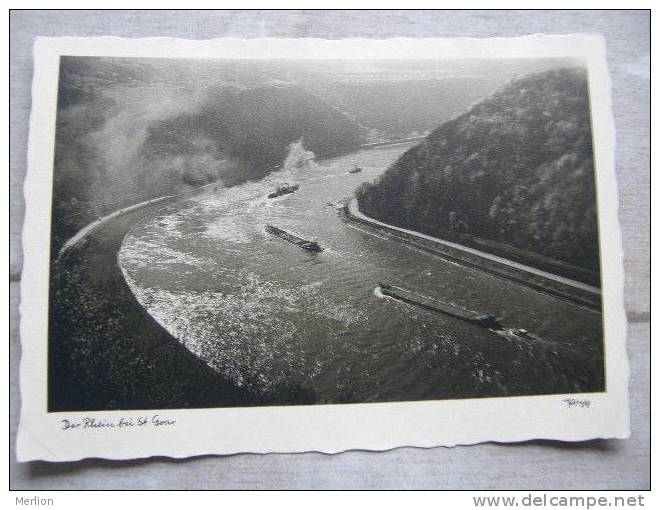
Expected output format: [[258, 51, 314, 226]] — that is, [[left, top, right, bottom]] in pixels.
[[141, 85, 362, 186], [356, 68, 601, 274]]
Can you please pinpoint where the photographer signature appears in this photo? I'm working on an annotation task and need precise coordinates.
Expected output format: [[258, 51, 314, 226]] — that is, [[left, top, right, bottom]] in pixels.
[[563, 397, 591, 408]]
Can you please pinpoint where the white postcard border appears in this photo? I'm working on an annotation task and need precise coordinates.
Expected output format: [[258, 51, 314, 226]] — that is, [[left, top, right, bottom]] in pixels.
[[18, 35, 628, 462]]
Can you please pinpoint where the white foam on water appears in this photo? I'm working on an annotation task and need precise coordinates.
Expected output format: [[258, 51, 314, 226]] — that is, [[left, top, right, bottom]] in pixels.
[[119, 236, 210, 270], [120, 205, 369, 395], [203, 216, 253, 244]]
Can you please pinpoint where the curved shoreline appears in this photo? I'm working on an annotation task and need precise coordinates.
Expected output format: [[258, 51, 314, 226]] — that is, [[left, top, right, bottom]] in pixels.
[[48, 190, 251, 411], [55, 137, 421, 261], [345, 198, 602, 311], [56, 179, 225, 261], [57, 195, 175, 259]]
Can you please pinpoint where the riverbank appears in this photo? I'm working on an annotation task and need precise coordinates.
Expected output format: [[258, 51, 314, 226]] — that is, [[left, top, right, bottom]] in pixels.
[[345, 198, 602, 311], [57, 195, 175, 259], [49, 197, 254, 412], [358, 136, 427, 149]]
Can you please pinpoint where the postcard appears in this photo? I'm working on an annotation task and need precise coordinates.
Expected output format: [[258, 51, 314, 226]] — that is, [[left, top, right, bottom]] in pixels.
[[18, 35, 628, 462]]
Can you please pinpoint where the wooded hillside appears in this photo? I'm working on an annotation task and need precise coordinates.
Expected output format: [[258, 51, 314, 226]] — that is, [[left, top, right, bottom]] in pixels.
[[356, 68, 600, 273]]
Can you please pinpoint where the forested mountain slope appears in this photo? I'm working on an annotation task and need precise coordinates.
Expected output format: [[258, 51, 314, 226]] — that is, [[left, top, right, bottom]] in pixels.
[[141, 85, 361, 187], [356, 68, 600, 274]]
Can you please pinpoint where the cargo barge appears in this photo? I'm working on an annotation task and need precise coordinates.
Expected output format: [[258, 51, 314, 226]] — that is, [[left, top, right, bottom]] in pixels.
[[265, 225, 323, 253], [267, 183, 299, 199], [377, 283, 503, 330]]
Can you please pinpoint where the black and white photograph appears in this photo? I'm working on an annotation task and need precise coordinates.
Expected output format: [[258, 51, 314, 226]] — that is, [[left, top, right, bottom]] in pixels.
[[17, 35, 629, 462], [48, 55, 604, 411]]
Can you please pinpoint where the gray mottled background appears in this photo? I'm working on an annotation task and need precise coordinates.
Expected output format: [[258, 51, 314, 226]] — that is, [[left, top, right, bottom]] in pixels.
[[9, 10, 649, 489]]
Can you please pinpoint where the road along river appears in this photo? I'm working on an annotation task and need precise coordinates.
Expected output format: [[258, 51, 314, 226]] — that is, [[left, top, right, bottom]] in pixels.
[[118, 142, 604, 405]]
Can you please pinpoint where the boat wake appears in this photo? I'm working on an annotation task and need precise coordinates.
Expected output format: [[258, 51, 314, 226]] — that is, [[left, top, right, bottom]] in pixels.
[[375, 283, 566, 349]]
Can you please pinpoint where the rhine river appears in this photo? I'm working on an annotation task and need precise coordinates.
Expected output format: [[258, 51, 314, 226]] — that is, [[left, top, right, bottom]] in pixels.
[[118, 142, 604, 405]]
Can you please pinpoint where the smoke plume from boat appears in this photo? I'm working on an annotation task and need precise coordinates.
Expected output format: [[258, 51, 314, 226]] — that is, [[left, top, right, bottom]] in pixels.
[[281, 138, 317, 181]]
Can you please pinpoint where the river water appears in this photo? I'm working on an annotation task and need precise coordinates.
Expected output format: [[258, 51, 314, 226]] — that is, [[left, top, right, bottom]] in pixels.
[[118, 143, 604, 405]]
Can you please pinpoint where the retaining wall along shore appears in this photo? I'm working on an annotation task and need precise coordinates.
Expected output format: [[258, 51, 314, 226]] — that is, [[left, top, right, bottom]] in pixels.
[[345, 198, 602, 311]]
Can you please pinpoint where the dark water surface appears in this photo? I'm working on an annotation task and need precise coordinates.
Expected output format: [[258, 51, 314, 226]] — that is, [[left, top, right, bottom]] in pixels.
[[119, 143, 604, 405]]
